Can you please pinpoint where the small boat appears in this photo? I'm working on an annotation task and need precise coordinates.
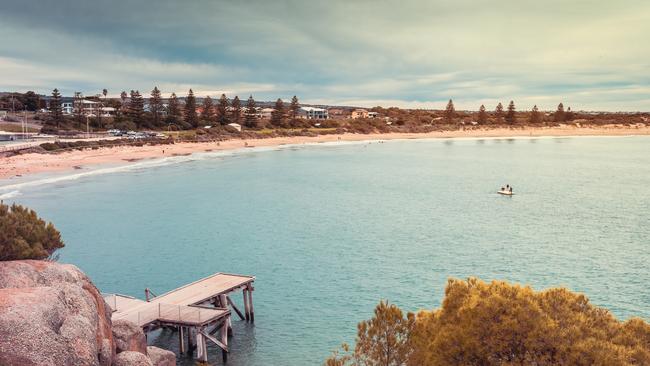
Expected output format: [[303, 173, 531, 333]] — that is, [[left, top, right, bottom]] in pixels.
[[497, 190, 513, 196]]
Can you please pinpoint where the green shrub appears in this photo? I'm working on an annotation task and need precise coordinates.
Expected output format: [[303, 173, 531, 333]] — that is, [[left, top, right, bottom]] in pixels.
[[0, 202, 64, 261]]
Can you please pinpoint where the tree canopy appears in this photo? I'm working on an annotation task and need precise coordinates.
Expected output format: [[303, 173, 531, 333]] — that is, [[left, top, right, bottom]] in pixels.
[[444, 99, 455, 122], [326, 277, 650, 366], [505, 100, 516, 124], [0, 202, 64, 261], [184, 89, 198, 128]]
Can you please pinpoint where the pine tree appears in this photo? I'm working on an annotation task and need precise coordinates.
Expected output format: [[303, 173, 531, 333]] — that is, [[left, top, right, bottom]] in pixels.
[[505, 100, 516, 124], [231, 96, 241, 124], [49, 88, 63, 128], [166, 92, 181, 125], [477, 104, 487, 124], [244, 95, 257, 129], [290, 95, 300, 121], [444, 99, 455, 122], [554, 103, 565, 122], [201, 96, 215, 124], [217, 94, 229, 125], [128, 90, 145, 128], [495, 102, 504, 123], [530, 105, 541, 124], [149, 87, 163, 127], [271, 98, 286, 127], [184, 89, 198, 128], [73, 92, 84, 125], [119, 91, 128, 118]]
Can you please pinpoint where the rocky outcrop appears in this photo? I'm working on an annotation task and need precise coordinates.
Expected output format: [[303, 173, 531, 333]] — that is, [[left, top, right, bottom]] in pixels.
[[113, 351, 153, 366], [113, 319, 147, 354], [146, 346, 176, 366], [0, 260, 114, 366], [0, 260, 179, 366]]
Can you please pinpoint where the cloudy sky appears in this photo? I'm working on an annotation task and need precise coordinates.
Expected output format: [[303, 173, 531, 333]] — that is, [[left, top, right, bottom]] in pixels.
[[1, 0, 648, 111]]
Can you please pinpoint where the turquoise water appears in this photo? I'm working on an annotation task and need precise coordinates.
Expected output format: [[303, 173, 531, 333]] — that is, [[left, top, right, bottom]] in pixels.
[[2, 136, 649, 365]]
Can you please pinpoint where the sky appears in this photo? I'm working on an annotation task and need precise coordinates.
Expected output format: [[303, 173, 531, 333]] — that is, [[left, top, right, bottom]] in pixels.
[[1, 0, 649, 111]]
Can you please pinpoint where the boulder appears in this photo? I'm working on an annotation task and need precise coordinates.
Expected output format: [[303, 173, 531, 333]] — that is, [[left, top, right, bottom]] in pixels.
[[113, 351, 153, 366], [0, 260, 114, 366], [146, 346, 176, 366], [113, 320, 147, 354]]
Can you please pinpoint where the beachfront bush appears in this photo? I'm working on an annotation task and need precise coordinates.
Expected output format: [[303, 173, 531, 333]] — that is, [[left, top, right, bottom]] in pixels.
[[325, 277, 650, 366], [0, 202, 64, 261]]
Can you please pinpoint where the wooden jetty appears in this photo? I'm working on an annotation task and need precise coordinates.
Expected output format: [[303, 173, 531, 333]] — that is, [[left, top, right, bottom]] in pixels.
[[104, 272, 255, 363]]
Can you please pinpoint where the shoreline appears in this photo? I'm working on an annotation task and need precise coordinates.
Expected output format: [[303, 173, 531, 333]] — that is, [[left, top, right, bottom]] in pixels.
[[1, 125, 649, 181]]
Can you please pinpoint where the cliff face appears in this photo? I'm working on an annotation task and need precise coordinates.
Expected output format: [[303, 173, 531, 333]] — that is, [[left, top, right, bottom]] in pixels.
[[0, 260, 175, 366], [0, 260, 115, 366]]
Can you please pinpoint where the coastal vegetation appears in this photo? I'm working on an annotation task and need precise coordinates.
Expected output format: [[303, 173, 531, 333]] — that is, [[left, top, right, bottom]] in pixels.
[[0, 202, 64, 261], [2, 90, 648, 139], [326, 278, 650, 366]]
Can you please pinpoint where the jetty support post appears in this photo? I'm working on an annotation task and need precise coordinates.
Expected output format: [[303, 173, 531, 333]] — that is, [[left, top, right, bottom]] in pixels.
[[179, 326, 185, 354], [196, 326, 208, 362], [219, 294, 233, 336], [221, 317, 229, 362], [243, 288, 250, 321], [247, 284, 255, 322]]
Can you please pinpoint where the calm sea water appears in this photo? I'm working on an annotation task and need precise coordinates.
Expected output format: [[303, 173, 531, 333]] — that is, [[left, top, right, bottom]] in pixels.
[[2, 136, 649, 365]]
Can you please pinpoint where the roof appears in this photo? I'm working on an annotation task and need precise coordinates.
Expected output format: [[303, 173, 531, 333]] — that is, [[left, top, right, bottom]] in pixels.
[[300, 106, 327, 112]]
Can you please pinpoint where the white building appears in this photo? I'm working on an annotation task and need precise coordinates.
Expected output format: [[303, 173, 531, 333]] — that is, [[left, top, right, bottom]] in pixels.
[[299, 106, 328, 119], [62, 101, 115, 117]]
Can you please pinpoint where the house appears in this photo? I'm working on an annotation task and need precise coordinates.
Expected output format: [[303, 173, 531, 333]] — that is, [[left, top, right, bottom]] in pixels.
[[367, 111, 378, 118], [327, 108, 349, 118], [299, 106, 328, 119], [351, 109, 369, 119], [61, 100, 116, 117], [259, 108, 274, 119]]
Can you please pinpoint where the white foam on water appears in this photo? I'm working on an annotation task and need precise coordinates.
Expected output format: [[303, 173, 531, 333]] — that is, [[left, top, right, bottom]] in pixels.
[[0, 190, 21, 200]]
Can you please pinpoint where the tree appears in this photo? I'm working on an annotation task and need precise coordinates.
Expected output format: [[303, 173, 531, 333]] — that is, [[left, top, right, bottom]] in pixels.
[[184, 89, 198, 128], [0, 202, 64, 261], [23, 91, 40, 112], [328, 277, 650, 366], [128, 90, 145, 128], [244, 95, 257, 129], [48, 88, 63, 128], [554, 103, 566, 122], [271, 98, 286, 127], [166, 92, 181, 126], [73, 91, 84, 125], [505, 100, 516, 124], [231, 96, 242, 124], [477, 104, 487, 124], [495, 102, 504, 123], [119, 91, 128, 119], [201, 96, 215, 124], [149, 86, 163, 127], [217, 94, 229, 125], [290, 95, 300, 121], [530, 105, 541, 124], [326, 301, 414, 366], [444, 99, 455, 122]]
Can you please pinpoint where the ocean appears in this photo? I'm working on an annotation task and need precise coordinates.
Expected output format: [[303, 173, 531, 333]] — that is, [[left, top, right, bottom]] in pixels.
[[2, 135, 649, 365]]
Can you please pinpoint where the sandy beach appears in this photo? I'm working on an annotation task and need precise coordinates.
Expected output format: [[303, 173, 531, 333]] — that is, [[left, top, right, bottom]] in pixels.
[[1, 125, 649, 180]]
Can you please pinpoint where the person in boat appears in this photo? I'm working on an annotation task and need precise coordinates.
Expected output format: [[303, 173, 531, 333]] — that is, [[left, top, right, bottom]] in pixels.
[[501, 186, 505, 191], [509, 186, 513, 193]]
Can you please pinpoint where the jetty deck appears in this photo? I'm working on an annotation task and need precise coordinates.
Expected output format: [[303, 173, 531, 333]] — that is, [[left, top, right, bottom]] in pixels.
[[103, 272, 255, 363]]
